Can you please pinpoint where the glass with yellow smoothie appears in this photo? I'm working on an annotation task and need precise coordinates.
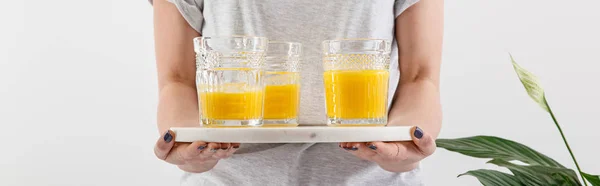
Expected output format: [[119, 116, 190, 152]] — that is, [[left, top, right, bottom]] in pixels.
[[194, 36, 268, 127], [322, 39, 392, 126], [262, 42, 302, 127]]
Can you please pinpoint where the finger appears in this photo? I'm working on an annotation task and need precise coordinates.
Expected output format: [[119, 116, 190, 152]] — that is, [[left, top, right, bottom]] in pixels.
[[231, 143, 240, 150], [411, 126, 436, 156], [338, 142, 345, 149], [358, 142, 379, 157], [213, 143, 231, 159], [154, 130, 175, 160], [164, 143, 189, 165], [222, 143, 240, 159], [180, 141, 208, 160], [347, 142, 361, 151], [220, 143, 231, 150], [346, 142, 378, 160], [369, 141, 410, 161], [198, 142, 220, 159], [340, 142, 352, 150]]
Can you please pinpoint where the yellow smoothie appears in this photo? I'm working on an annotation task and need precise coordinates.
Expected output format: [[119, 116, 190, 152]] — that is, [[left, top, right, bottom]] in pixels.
[[264, 84, 300, 120], [199, 90, 263, 120], [323, 70, 389, 119]]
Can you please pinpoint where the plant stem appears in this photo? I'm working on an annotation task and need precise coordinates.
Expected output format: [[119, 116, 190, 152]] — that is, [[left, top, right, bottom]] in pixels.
[[545, 99, 587, 186]]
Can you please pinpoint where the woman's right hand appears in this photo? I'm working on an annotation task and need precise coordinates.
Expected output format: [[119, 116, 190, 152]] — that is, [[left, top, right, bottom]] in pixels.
[[154, 130, 240, 173]]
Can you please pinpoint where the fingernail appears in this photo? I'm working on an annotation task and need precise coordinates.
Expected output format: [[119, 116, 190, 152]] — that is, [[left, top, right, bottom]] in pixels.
[[210, 148, 218, 152], [343, 147, 351, 150], [414, 127, 424, 139], [220, 147, 229, 150], [197, 145, 206, 150], [233, 145, 240, 149], [368, 144, 377, 150], [163, 132, 173, 143], [350, 146, 358, 151]]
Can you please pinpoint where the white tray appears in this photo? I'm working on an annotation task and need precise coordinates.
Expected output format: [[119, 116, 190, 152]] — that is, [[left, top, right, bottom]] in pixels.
[[171, 126, 413, 143]]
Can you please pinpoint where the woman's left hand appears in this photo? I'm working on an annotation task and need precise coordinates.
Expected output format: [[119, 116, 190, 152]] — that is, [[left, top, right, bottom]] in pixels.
[[339, 126, 436, 172]]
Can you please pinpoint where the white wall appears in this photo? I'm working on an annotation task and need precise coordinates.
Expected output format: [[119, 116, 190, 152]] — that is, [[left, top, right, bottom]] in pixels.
[[1, 0, 598, 185]]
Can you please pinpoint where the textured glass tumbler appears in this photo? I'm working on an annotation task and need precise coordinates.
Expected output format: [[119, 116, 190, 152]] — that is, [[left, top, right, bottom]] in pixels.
[[262, 42, 302, 127], [322, 39, 392, 126], [194, 36, 268, 127]]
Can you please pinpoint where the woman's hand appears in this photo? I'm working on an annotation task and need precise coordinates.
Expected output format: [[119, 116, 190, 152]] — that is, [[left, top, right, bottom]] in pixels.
[[339, 126, 436, 172], [154, 130, 240, 173]]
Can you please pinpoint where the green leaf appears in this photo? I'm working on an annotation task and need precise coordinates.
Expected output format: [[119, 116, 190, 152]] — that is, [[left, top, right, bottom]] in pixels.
[[458, 169, 524, 186], [437, 136, 565, 168], [511, 54, 588, 185], [510, 54, 550, 112], [583, 172, 600, 186], [488, 159, 581, 186]]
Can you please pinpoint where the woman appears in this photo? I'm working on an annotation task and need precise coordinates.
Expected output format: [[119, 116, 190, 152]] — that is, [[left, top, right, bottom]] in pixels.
[[151, 0, 443, 185]]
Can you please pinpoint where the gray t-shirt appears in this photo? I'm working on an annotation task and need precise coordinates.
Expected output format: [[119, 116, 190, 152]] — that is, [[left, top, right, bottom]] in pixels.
[[160, 0, 422, 185]]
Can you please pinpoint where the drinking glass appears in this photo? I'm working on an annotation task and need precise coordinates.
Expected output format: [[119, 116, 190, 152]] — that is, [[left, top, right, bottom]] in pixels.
[[262, 41, 302, 127], [194, 36, 268, 127], [322, 39, 392, 126]]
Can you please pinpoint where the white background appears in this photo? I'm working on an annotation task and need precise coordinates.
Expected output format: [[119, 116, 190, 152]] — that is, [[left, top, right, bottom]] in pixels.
[[1, 0, 599, 185]]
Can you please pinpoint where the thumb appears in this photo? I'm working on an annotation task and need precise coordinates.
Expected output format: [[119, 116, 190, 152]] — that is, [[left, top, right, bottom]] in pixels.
[[154, 130, 176, 160], [411, 126, 436, 156]]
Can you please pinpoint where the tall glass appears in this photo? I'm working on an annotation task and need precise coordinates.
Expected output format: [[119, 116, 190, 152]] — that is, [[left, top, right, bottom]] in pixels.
[[262, 42, 302, 127], [322, 39, 392, 126], [194, 36, 268, 127]]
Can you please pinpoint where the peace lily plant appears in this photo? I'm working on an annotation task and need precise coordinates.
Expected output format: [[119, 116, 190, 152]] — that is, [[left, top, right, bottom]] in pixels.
[[435, 55, 600, 186]]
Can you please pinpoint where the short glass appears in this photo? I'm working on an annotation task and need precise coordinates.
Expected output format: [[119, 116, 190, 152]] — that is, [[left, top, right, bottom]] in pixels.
[[322, 39, 392, 126], [194, 36, 268, 127], [262, 41, 302, 127]]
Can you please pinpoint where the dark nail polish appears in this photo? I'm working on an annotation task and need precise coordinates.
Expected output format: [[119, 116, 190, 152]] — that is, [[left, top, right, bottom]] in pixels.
[[163, 132, 173, 143], [350, 146, 358, 151], [368, 144, 377, 150], [197, 145, 206, 150], [220, 147, 229, 150], [414, 127, 424, 139], [343, 147, 351, 150], [233, 145, 240, 149]]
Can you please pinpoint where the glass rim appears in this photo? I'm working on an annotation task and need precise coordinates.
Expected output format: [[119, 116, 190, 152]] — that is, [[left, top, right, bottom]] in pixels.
[[267, 41, 303, 58], [322, 38, 392, 54], [193, 35, 268, 41], [193, 35, 269, 53], [321, 38, 391, 44]]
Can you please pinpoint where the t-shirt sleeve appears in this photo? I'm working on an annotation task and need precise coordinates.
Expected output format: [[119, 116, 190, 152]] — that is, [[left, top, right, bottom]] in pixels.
[[150, 0, 204, 34], [394, 0, 420, 18]]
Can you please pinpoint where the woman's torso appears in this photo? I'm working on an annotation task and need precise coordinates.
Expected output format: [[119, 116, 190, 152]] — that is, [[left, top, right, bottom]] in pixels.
[[170, 0, 421, 185]]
